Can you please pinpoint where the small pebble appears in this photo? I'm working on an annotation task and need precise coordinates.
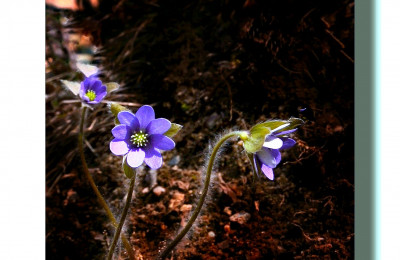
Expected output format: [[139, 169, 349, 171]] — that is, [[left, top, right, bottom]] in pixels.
[[168, 155, 181, 166], [180, 204, 193, 212], [208, 231, 216, 238], [224, 207, 232, 216], [229, 212, 251, 225], [224, 224, 231, 233], [142, 187, 150, 194], [153, 186, 166, 196], [205, 112, 220, 129]]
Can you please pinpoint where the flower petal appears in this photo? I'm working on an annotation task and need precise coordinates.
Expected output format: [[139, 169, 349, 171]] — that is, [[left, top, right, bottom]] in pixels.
[[146, 118, 171, 135], [280, 137, 296, 150], [256, 147, 281, 168], [81, 95, 90, 102], [261, 164, 274, 180], [275, 128, 297, 136], [90, 80, 102, 91], [263, 136, 283, 149], [112, 125, 131, 139], [118, 111, 140, 131], [94, 85, 107, 101], [135, 105, 155, 129], [253, 155, 261, 178], [81, 80, 89, 93], [110, 139, 129, 155], [149, 134, 175, 151], [143, 147, 163, 169], [271, 123, 290, 133], [94, 90, 107, 103], [126, 148, 145, 168], [270, 148, 281, 165], [118, 111, 135, 125]]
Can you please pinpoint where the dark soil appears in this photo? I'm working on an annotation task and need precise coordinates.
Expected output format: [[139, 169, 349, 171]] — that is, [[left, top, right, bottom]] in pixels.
[[46, 0, 354, 259]]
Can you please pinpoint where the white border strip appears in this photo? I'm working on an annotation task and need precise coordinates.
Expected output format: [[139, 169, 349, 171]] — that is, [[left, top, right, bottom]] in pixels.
[[379, 0, 400, 259]]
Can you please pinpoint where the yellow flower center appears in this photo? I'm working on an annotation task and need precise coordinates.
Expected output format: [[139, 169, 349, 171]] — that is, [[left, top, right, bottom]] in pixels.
[[131, 130, 149, 147], [86, 90, 96, 101]]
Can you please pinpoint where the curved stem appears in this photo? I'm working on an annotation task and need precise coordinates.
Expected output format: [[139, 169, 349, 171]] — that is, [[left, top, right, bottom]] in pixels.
[[159, 131, 244, 259], [107, 173, 136, 260], [78, 106, 135, 260]]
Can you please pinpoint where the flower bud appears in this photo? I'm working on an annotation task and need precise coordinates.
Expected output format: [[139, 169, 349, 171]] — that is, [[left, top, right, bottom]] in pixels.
[[164, 123, 183, 138], [242, 120, 287, 153], [109, 102, 129, 124]]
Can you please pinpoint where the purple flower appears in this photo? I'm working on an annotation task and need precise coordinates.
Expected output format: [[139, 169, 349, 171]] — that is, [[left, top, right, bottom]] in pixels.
[[79, 76, 107, 105], [253, 129, 297, 180], [109, 105, 175, 169]]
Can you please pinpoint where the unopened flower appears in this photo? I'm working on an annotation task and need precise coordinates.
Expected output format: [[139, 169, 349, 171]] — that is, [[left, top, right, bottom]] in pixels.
[[110, 105, 175, 169], [79, 76, 107, 105], [253, 129, 297, 180]]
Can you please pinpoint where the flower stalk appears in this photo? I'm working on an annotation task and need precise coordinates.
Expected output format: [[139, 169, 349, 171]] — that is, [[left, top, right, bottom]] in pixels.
[[78, 106, 135, 260], [107, 171, 137, 260], [159, 131, 245, 259]]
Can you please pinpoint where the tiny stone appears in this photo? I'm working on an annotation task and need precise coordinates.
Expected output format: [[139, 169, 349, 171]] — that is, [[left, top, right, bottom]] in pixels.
[[153, 186, 166, 196], [208, 231, 216, 238], [142, 187, 150, 194], [180, 204, 193, 212], [229, 212, 251, 225], [205, 112, 220, 129], [168, 155, 181, 166], [224, 207, 232, 216], [224, 224, 231, 233]]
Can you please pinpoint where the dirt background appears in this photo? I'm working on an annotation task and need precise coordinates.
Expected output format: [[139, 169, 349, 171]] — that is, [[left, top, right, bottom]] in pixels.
[[46, 0, 354, 259]]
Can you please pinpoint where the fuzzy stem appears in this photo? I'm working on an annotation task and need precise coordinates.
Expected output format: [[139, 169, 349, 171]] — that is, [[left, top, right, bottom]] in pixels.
[[159, 131, 244, 259], [107, 173, 136, 260], [78, 106, 135, 260]]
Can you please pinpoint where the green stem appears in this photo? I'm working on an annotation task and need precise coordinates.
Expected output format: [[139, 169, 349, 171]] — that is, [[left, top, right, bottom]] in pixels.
[[159, 131, 244, 259], [78, 106, 135, 260], [107, 172, 136, 260]]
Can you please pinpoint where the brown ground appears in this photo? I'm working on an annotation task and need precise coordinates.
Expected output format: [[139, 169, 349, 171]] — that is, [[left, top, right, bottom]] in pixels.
[[46, 1, 354, 259]]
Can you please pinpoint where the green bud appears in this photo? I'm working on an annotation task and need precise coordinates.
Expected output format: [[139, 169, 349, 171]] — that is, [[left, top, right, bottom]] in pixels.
[[109, 102, 129, 124], [164, 123, 183, 138], [60, 80, 81, 95], [255, 120, 289, 132], [104, 82, 120, 93], [242, 119, 298, 153], [275, 117, 304, 133], [122, 155, 135, 178], [243, 124, 271, 153]]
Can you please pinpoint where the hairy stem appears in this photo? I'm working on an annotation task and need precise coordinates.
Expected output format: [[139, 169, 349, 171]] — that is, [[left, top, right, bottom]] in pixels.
[[159, 131, 244, 259], [78, 106, 135, 260], [107, 173, 136, 260]]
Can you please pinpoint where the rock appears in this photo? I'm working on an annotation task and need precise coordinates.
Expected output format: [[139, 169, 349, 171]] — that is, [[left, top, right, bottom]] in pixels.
[[168, 155, 181, 166], [205, 112, 220, 129], [153, 186, 166, 196], [229, 212, 251, 225], [208, 231, 216, 238], [180, 204, 193, 212], [224, 206, 232, 215], [168, 192, 185, 210]]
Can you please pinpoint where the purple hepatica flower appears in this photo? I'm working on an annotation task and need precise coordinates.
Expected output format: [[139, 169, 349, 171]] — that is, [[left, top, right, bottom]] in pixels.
[[253, 129, 297, 180], [110, 105, 175, 169], [79, 76, 107, 105]]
